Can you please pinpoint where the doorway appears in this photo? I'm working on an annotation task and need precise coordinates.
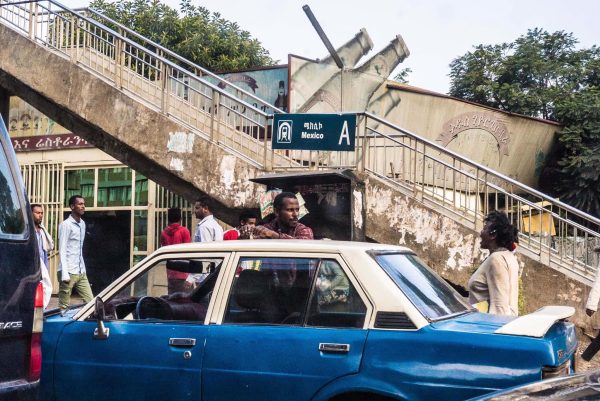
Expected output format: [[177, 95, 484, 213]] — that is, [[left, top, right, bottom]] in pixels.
[[81, 211, 131, 294]]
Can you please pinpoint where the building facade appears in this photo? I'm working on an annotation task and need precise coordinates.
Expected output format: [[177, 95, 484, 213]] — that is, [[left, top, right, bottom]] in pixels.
[[9, 97, 194, 294]]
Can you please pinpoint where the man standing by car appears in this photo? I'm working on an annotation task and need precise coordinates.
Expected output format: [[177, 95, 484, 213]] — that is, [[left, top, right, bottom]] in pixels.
[[161, 207, 192, 293], [58, 195, 93, 312], [253, 192, 313, 240], [193, 196, 223, 243], [31, 203, 53, 309]]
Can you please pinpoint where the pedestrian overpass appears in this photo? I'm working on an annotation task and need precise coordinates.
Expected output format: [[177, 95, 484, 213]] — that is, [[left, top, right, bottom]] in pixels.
[[1, 0, 599, 319]]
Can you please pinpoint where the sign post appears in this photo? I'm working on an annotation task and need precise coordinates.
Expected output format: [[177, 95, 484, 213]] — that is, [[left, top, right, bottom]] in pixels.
[[272, 113, 356, 151]]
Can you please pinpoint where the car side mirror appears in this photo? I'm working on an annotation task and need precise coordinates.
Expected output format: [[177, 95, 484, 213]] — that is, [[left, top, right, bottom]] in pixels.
[[93, 297, 110, 340]]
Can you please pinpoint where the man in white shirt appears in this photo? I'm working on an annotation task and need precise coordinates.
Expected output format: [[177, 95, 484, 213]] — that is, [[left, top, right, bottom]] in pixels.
[[193, 196, 223, 243], [193, 197, 223, 284], [58, 195, 93, 312]]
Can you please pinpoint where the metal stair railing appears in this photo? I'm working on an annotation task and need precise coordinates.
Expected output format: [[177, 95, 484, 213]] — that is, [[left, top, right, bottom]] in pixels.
[[75, 6, 356, 171], [359, 112, 600, 284], [0, 0, 302, 170], [75, 7, 279, 116], [2, 1, 599, 284]]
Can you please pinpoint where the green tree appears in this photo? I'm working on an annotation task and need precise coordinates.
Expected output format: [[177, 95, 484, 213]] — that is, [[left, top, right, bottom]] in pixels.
[[89, 0, 275, 71], [448, 29, 600, 217]]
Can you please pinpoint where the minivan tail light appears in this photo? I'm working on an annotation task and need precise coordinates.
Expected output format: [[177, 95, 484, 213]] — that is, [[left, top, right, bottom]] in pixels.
[[34, 281, 44, 309], [28, 333, 42, 382], [29, 282, 44, 381]]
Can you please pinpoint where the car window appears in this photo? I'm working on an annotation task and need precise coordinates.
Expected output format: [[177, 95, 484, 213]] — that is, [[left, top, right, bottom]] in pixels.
[[223, 257, 366, 328], [102, 257, 223, 323], [306, 259, 366, 328], [374, 253, 472, 320], [0, 138, 26, 237]]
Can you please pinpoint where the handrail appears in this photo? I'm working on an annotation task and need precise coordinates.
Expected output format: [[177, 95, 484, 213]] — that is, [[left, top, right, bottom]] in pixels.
[[0, 0, 298, 170], [78, 7, 282, 116], [358, 111, 600, 282], [363, 111, 600, 226], [0, 0, 276, 117]]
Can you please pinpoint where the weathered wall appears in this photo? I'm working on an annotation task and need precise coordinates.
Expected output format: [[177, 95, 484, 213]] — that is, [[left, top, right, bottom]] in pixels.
[[362, 174, 593, 330], [379, 85, 560, 187], [0, 24, 262, 224]]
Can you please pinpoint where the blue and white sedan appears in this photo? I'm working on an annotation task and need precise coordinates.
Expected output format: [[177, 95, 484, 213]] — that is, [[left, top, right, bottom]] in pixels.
[[41, 240, 577, 401]]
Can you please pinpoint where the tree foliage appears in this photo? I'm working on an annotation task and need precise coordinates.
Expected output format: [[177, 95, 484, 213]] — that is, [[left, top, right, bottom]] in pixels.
[[448, 29, 600, 217], [89, 0, 275, 71]]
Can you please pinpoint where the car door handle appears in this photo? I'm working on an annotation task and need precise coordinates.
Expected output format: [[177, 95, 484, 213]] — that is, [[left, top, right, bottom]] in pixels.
[[319, 343, 350, 353], [169, 338, 196, 348]]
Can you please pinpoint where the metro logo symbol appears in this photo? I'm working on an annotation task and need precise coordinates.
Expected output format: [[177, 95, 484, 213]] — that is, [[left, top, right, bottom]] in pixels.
[[277, 120, 293, 144]]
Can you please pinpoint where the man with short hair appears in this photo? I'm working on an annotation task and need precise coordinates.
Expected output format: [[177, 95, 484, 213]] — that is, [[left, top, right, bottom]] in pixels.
[[58, 195, 93, 311], [31, 203, 53, 309], [224, 209, 258, 240], [252, 192, 313, 288], [193, 196, 223, 242], [161, 207, 192, 293], [253, 192, 313, 240]]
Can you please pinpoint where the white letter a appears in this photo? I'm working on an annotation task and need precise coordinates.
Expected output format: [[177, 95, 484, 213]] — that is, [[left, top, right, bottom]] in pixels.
[[338, 121, 350, 145]]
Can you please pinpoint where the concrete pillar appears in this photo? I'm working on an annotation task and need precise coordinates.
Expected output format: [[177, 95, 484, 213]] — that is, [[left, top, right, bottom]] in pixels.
[[0, 87, 10, 129]]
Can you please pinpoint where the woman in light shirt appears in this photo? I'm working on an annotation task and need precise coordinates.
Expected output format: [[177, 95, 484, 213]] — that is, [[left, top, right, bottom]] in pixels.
[[468, 211, 520, 316]]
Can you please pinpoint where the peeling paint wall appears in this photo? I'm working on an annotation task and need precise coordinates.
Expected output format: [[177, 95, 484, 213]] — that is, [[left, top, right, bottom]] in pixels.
[[364, 177, 477, 279], [167, 131, 195, 154]]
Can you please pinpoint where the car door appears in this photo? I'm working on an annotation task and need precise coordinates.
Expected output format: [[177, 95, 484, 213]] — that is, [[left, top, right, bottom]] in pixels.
[[202, 253, 371, 401], [52, 253, 230, 401]]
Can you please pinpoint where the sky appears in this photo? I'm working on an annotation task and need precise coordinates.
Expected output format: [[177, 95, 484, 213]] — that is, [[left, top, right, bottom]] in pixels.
[[66, 0, 600, 94]]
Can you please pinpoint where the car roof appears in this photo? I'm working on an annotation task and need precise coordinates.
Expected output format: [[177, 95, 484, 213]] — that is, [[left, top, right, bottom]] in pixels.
[[155, 239, 414, 254]]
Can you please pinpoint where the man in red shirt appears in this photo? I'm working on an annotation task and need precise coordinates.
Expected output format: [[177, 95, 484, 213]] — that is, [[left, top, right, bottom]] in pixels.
[[223, 210, 258, 240], [161, 207, 191, 293]]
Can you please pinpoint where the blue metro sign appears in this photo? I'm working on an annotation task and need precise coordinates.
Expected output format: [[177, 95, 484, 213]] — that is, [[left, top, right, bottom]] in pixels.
[[272, 113, 356, 151]]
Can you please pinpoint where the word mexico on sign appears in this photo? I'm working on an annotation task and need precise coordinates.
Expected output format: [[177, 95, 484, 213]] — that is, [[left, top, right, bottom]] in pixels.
[[272, 113, 356, 151]]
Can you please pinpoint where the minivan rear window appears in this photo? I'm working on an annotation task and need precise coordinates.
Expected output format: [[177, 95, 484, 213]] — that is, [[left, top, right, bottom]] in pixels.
[[0, 139, 26, 236]]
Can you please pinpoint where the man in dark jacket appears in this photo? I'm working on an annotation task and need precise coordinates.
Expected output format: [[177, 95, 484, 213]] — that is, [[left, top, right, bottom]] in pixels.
[[161, 207, 191, 293]]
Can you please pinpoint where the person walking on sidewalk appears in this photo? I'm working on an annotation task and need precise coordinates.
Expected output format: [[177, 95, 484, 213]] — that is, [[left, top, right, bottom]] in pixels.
[[31, 203, 53, 309], [161, 207, 192, 293], [58, 195, 93, 312]]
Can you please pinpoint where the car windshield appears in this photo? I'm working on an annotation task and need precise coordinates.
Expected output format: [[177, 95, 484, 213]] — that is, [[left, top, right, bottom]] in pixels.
[[373, 252, 472, 320]]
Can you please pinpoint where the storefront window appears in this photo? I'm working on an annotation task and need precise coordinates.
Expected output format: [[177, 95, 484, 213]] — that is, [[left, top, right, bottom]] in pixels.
[[64, 169, 94, 206], [135, 173, 148, 206], [134, 210, 148, 252], [98, 167, 132, 207]]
